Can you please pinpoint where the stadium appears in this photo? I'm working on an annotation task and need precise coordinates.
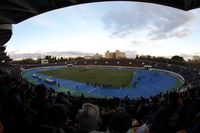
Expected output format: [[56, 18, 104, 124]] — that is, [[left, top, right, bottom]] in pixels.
[[0, 1, 200, 133]]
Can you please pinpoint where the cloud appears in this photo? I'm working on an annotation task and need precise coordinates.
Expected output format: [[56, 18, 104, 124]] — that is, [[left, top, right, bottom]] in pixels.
[[102, 3, 195, 40], [194, 52, 200, 55], [172, 29, 190, 38], [131, 37, 150, 44], [46, 51, 93, 57], [132, 40, 144, 44], [179, 53, 200, 60], [8, 50, 138, 60], [125, 50, 138, 58], [7, 51, 93, 60]]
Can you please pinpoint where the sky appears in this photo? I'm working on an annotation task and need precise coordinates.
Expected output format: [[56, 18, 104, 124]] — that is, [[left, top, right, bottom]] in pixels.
[[5, 1, 200, 60]]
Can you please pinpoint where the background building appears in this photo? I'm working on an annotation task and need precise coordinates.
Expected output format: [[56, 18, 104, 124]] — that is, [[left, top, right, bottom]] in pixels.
[[84, 53, 102, 60], [41, 59, 48, 64], [105, 50, 126, 59], [93, 53, 103, 59]]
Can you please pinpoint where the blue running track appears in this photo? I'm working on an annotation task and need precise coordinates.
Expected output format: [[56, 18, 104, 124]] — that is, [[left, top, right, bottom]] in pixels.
[[22, 66, 182, 99]]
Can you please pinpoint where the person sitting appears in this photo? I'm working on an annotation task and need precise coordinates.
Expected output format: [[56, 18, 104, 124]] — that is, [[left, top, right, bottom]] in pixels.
[[40, 104, 77, 133], [149, 92, 184, 133], [30, 85, 50, 131], [77, 103, 102, 133], [0, 121, 4, 133], [108, 112, 132, 133]]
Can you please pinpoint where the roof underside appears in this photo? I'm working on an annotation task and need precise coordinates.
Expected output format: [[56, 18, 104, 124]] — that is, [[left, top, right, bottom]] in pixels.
[[0, 0, 200, 24]]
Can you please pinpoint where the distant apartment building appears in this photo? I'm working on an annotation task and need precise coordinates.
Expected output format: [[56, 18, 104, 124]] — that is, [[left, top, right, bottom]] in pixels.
[[93, 53, 103, 59], [84, 53, 102, 60], [105, 50, 126, 59]]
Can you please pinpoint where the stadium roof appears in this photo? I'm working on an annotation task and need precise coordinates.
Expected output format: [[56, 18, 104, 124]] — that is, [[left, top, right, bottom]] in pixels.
[[0, 46, 6, 52], [0, 54, 8, 59], [0, 24, 12, 45], [0, 0, 200, 61], [0, 0, 200, 25], [0, 55, 11, 62], [0, 52, 6, 57]]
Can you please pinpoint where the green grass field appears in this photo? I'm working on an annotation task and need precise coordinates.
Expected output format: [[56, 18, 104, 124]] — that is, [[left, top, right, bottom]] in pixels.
[[39, 67, 134, 87]]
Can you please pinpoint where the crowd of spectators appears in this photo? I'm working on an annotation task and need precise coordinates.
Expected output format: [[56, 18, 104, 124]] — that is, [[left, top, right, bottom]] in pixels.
[[0, 61, 200, 133]]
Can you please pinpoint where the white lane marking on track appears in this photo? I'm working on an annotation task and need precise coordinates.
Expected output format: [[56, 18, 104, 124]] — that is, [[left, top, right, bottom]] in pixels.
[[87, 88, 97, 93]]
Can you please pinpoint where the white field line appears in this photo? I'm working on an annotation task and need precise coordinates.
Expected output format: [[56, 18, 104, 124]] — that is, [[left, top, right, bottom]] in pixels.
[[87, 88, 97, 93]]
